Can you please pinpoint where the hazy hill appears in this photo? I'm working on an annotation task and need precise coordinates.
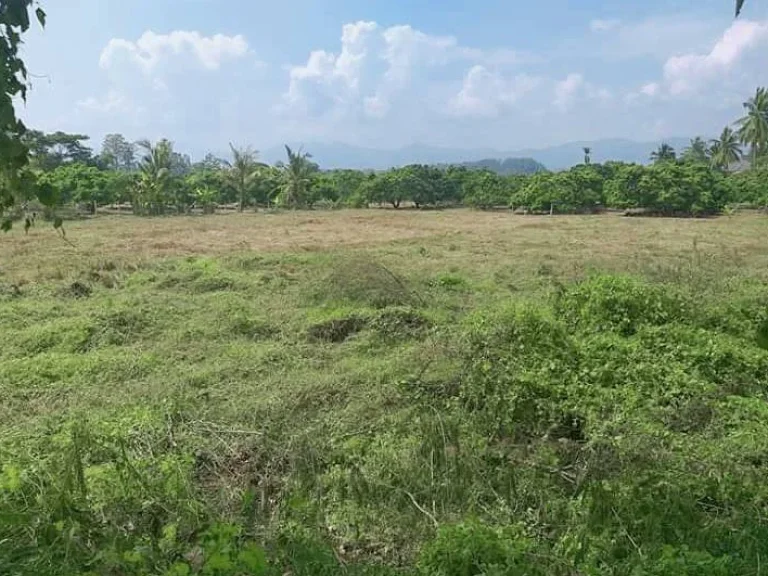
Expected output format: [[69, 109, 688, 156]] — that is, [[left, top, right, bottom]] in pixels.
[[261, 138, 693, 171]]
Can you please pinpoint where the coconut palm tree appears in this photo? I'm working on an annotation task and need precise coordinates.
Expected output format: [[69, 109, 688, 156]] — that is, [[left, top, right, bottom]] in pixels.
[[278, 146, 317, 208], [736, 87, 768, 164], [681, 137, 709, 164], [709, 127, 742, 171], [650, 143, 676, 164], [226, 144, 264, 212], [134, 139, 173, 215]]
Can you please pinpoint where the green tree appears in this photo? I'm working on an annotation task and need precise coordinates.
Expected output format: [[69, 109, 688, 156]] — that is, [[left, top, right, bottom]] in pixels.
[[736, 87, 768, 164], [708, 127, 742, 171], [133, 139, 174, 215], [607, 162, 727, 215], [100, 134, 135, 171], [0, 1, 47, 226], [517, 166, 603, 213], [462, 170, 508, 209], [226, 145, 263, 212], [195, 153, 228, 171], [650, 143, 677, 164], [37, 163, 110, 213], [278, 146, 317, 208], [681, 137, 709, 164], [22, 130, 93, 171]]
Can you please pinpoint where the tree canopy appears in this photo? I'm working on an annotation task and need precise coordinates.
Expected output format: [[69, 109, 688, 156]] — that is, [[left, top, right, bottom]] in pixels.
[[0, 1, 47, 222]]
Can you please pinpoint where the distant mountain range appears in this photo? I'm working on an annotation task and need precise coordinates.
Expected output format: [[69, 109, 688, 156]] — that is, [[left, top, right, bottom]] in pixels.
[[260, 138, 693, 172], [452, 158, 547, 175]]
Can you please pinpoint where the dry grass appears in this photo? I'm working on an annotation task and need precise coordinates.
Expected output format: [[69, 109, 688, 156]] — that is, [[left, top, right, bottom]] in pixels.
[[1, 209, 767, 283]]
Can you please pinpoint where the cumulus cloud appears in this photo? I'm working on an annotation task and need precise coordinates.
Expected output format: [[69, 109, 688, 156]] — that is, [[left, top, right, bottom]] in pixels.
[[284, 21, 378, 110], [552, 73, 611, 111], [662, 19, 768, 95], [449, 65, 540, 117], [282, 21, 530, 120], [99, 30, 250, 72]]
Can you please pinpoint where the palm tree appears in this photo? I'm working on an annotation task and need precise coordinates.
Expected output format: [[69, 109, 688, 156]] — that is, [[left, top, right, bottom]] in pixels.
[[735, 87, 768, 164], [681, 137, 709, 164], [278, 145, 317, 208], [134, 139, 173, 215], [583, 147, 591, 165], [650, 143, 676, 164], [709, 126, 742, 171], [226, 144, 264, 212]]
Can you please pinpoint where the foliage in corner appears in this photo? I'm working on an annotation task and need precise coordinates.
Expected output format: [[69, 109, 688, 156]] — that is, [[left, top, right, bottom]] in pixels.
[[0, 1, 46, 226]]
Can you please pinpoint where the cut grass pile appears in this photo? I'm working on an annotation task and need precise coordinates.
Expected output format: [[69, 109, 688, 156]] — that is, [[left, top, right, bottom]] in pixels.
[[0, 210, 767, 575]]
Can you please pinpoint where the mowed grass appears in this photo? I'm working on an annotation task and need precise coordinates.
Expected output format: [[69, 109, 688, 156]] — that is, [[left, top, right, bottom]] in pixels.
[[2, 210, 768, 575]]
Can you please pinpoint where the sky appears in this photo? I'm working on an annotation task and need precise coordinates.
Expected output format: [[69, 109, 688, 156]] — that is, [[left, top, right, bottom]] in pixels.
[[17, 0, 768, 158]]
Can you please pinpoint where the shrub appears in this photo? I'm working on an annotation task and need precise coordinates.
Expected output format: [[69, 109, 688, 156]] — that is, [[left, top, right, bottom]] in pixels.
[[555, 274, 688, 336], [417, 522, 541, 576]]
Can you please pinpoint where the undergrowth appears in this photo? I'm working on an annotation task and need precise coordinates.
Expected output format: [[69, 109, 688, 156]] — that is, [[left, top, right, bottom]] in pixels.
[[1, 240, 768, 575]]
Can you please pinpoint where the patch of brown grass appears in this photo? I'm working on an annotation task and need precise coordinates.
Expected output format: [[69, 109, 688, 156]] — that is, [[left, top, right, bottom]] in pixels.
[[1, 210, 767, 283]]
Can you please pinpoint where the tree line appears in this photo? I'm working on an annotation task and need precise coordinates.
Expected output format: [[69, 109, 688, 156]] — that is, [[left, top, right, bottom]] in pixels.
[[10, 86, 768, 222]]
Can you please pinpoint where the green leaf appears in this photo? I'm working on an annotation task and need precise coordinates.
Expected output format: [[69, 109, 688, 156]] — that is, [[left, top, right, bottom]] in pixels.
[[1, 220, 12, 232], [237, 544, 268, 573], [53, 217, 63, 229], [35, 7, 46, 27]]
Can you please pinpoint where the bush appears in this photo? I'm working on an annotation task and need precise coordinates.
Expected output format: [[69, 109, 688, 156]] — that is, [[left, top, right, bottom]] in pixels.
[[555, 274, 688, 335], [418, 522, 541, 576]]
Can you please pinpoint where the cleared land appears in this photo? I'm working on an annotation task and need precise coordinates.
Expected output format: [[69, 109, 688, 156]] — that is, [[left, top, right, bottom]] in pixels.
[[1, 210, 768, 575]]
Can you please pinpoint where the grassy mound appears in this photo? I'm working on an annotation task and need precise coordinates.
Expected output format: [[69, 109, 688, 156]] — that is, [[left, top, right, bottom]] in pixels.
[[317, 257, 417, 308]]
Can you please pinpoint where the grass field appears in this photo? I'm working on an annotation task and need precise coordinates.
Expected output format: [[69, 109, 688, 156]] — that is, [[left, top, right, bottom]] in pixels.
[[2, 210, 768, 575]]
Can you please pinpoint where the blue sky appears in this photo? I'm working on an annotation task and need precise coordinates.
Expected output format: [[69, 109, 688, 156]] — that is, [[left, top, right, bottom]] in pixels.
[[17, 0, 768, 157]]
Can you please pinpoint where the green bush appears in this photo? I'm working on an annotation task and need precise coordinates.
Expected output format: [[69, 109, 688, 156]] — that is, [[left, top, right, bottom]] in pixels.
[[417, 522, 541, 576], [555, 274, 688, 335]]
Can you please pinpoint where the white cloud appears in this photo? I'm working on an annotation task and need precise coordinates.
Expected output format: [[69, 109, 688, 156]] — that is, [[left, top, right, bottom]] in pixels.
[[663, 19, 768, 95], [590, 19, 620, 32], [641, 82, 660, 97], [449, 65, 540, 117], [283, 21, 378, 111], [552, 73, 611, 111], [282, 21, 532, 120], [553, 73, 585, 110], [99, 30, 250, 73]]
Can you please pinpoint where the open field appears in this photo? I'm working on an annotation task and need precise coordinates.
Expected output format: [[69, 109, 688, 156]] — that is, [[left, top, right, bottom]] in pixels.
[[2, 210, 768, 575]]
